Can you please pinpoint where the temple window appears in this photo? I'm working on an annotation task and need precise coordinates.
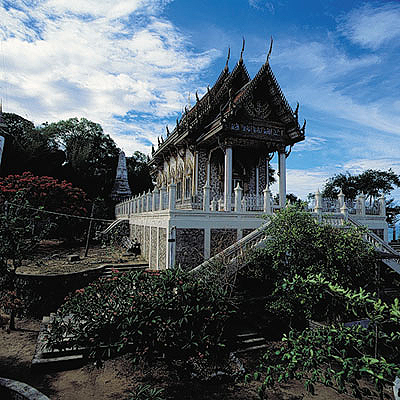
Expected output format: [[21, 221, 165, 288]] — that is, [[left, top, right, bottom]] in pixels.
[[185, 176, 192, 199], [176, 181, 182, 200]]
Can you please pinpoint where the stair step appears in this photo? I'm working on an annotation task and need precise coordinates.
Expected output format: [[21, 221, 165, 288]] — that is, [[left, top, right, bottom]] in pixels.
[[236, 332, 259, 339], [241, 337, 266, 345], [236, 344, 269, 353]]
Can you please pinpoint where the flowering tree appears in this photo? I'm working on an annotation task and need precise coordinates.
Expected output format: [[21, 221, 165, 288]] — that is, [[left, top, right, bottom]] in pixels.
[[0, 172, 90, 240]]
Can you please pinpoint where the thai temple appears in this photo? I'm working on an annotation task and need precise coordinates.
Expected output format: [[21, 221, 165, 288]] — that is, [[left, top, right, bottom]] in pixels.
[[115, 45, 393, 271]]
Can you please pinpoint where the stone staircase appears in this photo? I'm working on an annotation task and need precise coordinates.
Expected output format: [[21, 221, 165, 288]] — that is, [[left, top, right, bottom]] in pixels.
[[101, 262, 148, 277], [234, 331, 269, 354], [190, 216, 400, 279], [32, 314, 85, 371]]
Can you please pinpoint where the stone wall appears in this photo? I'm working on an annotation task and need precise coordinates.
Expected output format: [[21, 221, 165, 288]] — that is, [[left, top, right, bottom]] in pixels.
[[158, 228, 167, 269], [150, 227, 157, 268], [175, 228, 205, 269], [144, 226, 150, 260], [210, 228, 237, 257]]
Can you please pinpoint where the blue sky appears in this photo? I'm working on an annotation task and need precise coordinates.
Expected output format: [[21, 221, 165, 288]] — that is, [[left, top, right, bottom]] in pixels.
[[0, 0, 399, 202]]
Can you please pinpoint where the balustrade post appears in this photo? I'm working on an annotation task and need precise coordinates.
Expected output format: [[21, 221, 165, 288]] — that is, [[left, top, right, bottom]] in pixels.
[[211, 198, 217, 211], [146, 190, 152, 212], [340, 202, 348, 221], [160, 185, 166, 210], [203, 184, 210, 212], [152, 187, 159, 211], [359, 192, 366, 216], [234, 183, 243, 212], [218, 198, 224, 211], [338, 189, 345, 210], [263, 187, 272, 215], [168, 183, 176, 210], [379, 194, 386, 216], [314, 189, 322, 219], [141, 192, 146, 213]]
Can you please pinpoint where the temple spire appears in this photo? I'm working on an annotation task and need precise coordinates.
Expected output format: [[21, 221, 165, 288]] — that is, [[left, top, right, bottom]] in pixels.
[[239, 37, 245, 63], [266, 36, 273, 63], [111, 150, 132, 201], [224, 47, 230, 71]]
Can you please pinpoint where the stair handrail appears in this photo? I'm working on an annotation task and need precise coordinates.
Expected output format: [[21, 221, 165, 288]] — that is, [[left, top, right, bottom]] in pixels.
[[99, 218, 128, 235], [190, 219, 271, 276], [348, 216, 400, 260]]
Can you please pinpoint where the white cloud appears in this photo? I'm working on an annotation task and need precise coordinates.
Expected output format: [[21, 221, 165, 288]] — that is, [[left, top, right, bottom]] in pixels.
[[249, 0, 275, 13], [338, 3, 400, 50], [0, 0, 219, 155]]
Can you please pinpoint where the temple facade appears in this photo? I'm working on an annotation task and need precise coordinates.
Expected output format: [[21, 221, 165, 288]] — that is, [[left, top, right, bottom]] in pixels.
[[115, 51, 306, 269], [114, 50, 388, 269]]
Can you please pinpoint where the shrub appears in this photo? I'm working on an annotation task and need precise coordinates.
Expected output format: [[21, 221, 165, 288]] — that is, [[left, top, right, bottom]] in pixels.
[[47, 268, 236, 372], [254, 276, 400, 399]]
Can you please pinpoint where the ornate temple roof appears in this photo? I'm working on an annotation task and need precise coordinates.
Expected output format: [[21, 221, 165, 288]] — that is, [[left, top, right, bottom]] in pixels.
[[150, 44, 305, 165]]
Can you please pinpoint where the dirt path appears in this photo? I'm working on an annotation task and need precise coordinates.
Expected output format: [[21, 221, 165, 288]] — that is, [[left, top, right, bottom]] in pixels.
[[0, 319, 134, 400], [0, 319, 386, 399]]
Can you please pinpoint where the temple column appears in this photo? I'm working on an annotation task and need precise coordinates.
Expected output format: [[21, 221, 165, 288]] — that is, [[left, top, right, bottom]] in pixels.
[[224, 147, 233, 211], [278, 150, 286, 208], [256, 165, 260, 206]]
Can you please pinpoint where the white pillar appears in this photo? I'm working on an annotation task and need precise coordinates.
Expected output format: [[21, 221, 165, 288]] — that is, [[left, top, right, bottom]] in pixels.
[[263, 187, 272, 215], [234, 183, 243, 212], [256, 166, 259, 198], [141, 192, 146, 213], [160, 185, 166, 210], [338, 190, 345, 210], [379, 194, 386, 217], [152, 187, 159, 211], [315, 189, 322, 219], [340, 202, 348, 221], [359, 192, 366, 216], [168, 183, 176, 210], [146, 190, 152, 212], [278, 150, 286, 208], [203, 184, 210, 212], [224, 147, 233, 212]]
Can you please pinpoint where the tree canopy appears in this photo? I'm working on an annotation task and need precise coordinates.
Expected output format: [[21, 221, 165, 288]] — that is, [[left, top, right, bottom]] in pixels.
[[0, 113, 64, 177], [322, 169, 400, 201], [126, 151, 154, 196], [41, 117, 120, 200]]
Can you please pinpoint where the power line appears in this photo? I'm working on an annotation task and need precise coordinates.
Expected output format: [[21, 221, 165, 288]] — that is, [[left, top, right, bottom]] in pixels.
[[5, 201, 114, 222]]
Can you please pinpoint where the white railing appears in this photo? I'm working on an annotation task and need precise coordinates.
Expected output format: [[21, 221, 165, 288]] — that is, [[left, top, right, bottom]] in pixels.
[[190, 220, 271, 278]]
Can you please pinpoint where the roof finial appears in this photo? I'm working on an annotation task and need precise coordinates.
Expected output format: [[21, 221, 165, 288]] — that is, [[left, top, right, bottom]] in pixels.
[[266, 36, 273, 63], [195, 91, 200, 103], [240, 37, 245, 62], [225, 47, 230, 71]]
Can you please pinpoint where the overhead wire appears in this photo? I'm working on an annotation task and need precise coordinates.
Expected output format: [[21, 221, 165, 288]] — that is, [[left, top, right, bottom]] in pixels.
[[4, 200, 114, 222]]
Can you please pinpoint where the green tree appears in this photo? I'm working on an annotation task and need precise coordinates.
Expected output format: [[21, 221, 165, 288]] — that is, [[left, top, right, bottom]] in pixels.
[[41, 117, 120, 201], [126, 151, 154, 196], [322, 169, 400, 202], [0, 113, 64, 177]]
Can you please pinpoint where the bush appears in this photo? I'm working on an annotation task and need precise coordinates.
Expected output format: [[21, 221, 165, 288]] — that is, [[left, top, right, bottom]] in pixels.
[[240, 207, 378, 330], [47, 268, 236, 373], [254, 276, 400, 399]]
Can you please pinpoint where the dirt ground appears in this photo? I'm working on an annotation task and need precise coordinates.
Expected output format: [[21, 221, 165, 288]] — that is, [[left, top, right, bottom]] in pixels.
[[0, 319, 389, 400], [17, 240, 144, 275]]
